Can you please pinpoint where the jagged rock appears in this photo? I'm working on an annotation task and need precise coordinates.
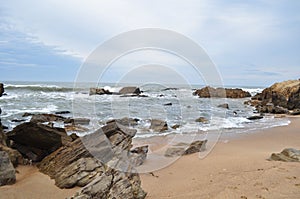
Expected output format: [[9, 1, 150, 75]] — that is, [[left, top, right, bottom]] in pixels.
[[129, 145, 149, 167], [250, 79, 300, 113], [195, 117, 209, 123], [0, 151, 16, 186], [0, 83, 4, 97], [150, 119, 168, 132], [247, 115, 263, 120], [30, 113, 66, 123], [269, 148, 300, 162], [217, 103, 229, 109], [165, 140, 207, 157], [119, 87, 141, 95], [193, 86, 251, 98], [107, 117, 139, 127], [6, 122, 74, 162], [89, 88, 112, 95]]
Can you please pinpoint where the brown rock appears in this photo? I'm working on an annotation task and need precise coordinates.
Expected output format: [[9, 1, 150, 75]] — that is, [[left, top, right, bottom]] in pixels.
[[217, 103, 229, 109], [193, 86, 251, 98], [89, 88, 112, 95], [107, 117, 139, 127], [150, 119, 168, 132], [195, 117, 209, 123], [30, 113, 66, 123], [0, 151, 16, 186], [269, 148, 300, 162], [165, 140, 207, 157], [129, 145, 149, 167], [119, 87, 141, 95]]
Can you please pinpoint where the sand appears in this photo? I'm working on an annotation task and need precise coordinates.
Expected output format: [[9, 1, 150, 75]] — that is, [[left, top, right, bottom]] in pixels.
[[0, 117, 299, 199], [141, 117, 300, 199]]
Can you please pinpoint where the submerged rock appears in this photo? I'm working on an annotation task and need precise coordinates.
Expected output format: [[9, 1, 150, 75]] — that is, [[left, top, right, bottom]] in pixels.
[[193, 86, 251, 98], [0, 151, 16, 186], [269, 148, 300, 162], [150, 119, 168, 132]]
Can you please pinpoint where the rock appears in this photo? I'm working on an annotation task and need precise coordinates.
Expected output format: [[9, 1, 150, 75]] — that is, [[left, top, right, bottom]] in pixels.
[[269, 148, 300, 162], [171, 124, 180, 129], [250, 79, 300, 113], [55, 111, 71, 115], [22, 112, 34, 117], [195, 117, 209, 123], [193, 86, 251, 98], [162, 88, 178, 91], [0, 83, 4, 97], [164, 103, 172, 106], [0, 144, 23, 167], [6, 122, 74, 162], [11, 119, 26, 123], [119, 87, 141, 95], [65, 118, 90, 125], [0, 151, 16, 186], [89, 88, 112, 95], [129, 145, 149, 167], [289, 109, 300, 115], [30, 113, 66, 123], [150, 119, 168, 132], [217, 103, 229, 109], [107, 117, 139, 127], [247, 115, 263, 120], [165, 140, 207, 157], [64, 125, 89, 133]]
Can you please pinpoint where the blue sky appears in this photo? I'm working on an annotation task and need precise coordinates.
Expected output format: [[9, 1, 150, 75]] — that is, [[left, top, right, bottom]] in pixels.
[[0, 0, 299, 86]]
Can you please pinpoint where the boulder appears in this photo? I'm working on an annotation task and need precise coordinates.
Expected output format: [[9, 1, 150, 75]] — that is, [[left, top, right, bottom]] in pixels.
[[269, 148, 300, 162], [250, 79, 300, 113], [107, 117, 139, 127], [6, 122, 74, 162], [119, 87, 141, 95], [0, 83, 4, 97], [247, 115, 263, 120], [89, 88, 112, 95], [0, 151, 16, 186], [165, 140, 207, 157], [129, 145, 149, 167], [195, 117, 209, 123], [217, 103, 229, 109], [193, 86, 251, 98], [150, 119, 168, 132], [171, 124, 180, 129]]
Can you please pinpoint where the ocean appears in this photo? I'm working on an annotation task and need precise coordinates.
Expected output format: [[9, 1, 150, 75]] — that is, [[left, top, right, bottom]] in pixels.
[[0, 81, 290, 138]]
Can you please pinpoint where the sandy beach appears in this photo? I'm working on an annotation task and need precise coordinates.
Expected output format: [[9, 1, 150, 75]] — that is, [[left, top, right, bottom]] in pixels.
[[0, 117, 299, 199]]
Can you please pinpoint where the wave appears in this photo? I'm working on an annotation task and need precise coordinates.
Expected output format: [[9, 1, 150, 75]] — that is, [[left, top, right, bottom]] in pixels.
[[4, 84, 74, 92]]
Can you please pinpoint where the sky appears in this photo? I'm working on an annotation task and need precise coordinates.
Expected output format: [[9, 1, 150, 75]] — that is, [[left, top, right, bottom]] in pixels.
[[0, 0, 299, 86]]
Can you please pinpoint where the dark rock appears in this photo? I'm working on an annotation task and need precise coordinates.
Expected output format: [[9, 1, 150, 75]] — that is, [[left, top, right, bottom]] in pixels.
[[217, 103, 229, 109], [119, 87, 141, 95], [171, 124, 180, 129], [0, 83, 4, 97], [30, 113, 66, 123], [164, 140, 207, 157], [0, 151, 16, 186], [64, 118, 90, 125], [164, 103, 172, 106], [11, 119, 26, 123], [89, 88, 112, 95], [289, 109, 300, 115], [195, 117, 209, 123], [247, 115, 263, 120], [269, 148, 300, 162], [6, 122, 73, 162], [162, 88, 178, 91], [193, 86, 251, 98], [55, 111, 71, 115], [129, 145, 148, 167], [150, 119, 168, 132], [107, 117, 139, 127]]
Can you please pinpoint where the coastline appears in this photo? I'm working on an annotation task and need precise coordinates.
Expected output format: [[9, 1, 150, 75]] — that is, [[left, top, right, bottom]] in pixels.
[[140, 116, 300, 199]]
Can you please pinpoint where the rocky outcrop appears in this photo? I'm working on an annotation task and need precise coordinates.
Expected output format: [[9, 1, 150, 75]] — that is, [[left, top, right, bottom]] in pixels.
[[38, 121, 147, 198], [249, 79, 300, 113], [150, 119, 168, 132], [193, 86, 251, 98], [6, 122, 75, 162], [0, 151, 16, 186], [165, 140, 207, 157], [268, 148, 300, 162], [0, 83, 4, 97], [89, 88, 112, 95], [119, 87, 141, 95]]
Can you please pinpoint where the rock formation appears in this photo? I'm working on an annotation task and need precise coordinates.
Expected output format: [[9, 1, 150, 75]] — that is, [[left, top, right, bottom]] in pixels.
[[249, 79, 300, 113], [193, 86, 251, 98]]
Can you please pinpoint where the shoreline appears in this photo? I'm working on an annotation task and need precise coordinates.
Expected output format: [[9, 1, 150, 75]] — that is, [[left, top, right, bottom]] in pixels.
[[140, 116, 300, 198]]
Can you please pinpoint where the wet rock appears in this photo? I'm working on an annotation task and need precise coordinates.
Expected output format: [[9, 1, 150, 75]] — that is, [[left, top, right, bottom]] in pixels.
[[30, 113, 66, 123], [119, 87, 141, 95], [89, 88, 112, 95], [195, 117, 209, 123], [217, 103, 229, 109], [64, 125, 89, 133], [0, 151, 16, 186], [150, 119, 168, 132], [269, 148, 300, 162], [0, 83, 4, 97], [55, 111, 71, 115], [65, 118, 90, 125], [129, 145, 149, 167], [107, 117, 139, 127], [193, 86, 251, 98], [247, 115, 263, 120], [165, 140, 207, 157], [11, 119, 26, 123], [171, 124, 180, 129], [164, 103, 172, 106], [183, 140, 207, 155], [6, 122, 73, 162]]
